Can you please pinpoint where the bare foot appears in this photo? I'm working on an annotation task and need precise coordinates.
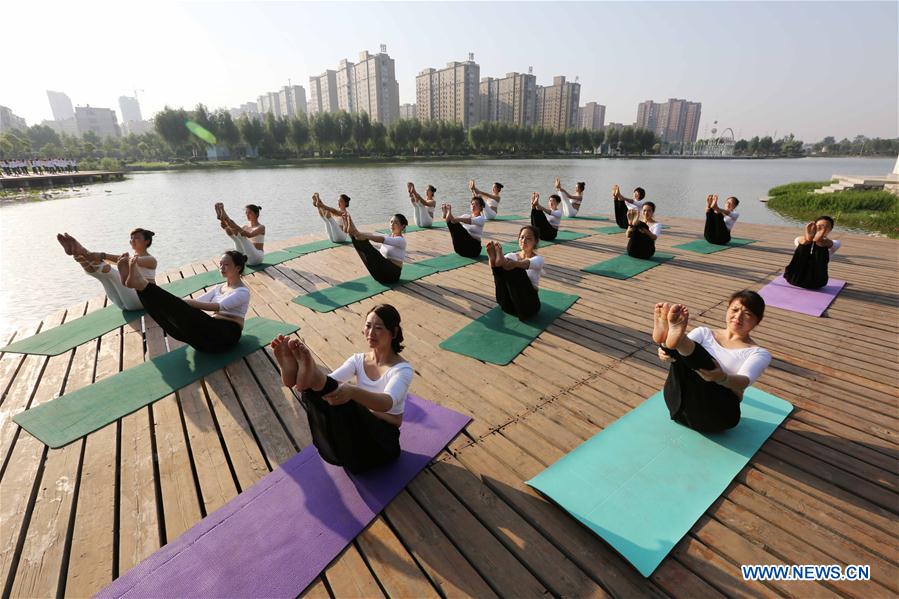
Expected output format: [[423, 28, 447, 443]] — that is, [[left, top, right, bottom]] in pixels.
[[612, 184, 620, 199], [813, 226, 826, 244], [312, 193, 321, 208], [652, 302, 670, 345], [665, 304, 689, 350], [289, 338, 325, 391], [57, 233, 76, 255], [125, 255, 148, 290], [803, 221, 816, 243], [117, 253, 132, 286], [485, 240, 498, 266], [271, 335, 298, 388], [627, 209, 639, 226], [492, 242, 507, 268], [706, 194, 714, 211], [445, 204, 454, 222], [468, 179, 475, 191], [554, 176, 561, 190], [441, 203, 449, 220], [64, 233, 90, 257], [214, 202, 224, 220]]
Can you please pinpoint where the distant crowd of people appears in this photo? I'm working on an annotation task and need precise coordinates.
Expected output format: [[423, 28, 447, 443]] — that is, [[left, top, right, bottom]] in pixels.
[[1, 159, 79, 177]]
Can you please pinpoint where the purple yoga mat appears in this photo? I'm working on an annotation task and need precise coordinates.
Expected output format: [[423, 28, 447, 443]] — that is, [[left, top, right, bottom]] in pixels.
[[97, 395, 470, 599], [758, 275, 847, 317]]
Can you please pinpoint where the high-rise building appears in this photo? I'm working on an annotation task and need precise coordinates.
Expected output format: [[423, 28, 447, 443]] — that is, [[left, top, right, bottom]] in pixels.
[[353, 48, 400, 125], [308, 70, 339, 116], [277, 85, 307, 118], [336, 59, 356, 113], [75, 105, 121, 138], [46, 91, 75, 121], [479, 71, 537, 127], [0, 106, 27, 133], [118, 95, 143, 135], [578, 102, 606, 130], [416, 56, 480, 128], [637, 98, 701, 143], [399, 103, 417, 120], [535, 76, 580, 132], [636, 100, 658, 132]]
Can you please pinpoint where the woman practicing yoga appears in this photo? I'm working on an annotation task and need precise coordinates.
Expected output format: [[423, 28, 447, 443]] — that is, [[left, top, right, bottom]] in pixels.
[[443, 196, 487, 258], [485, 226, 544, 321], [611, 184, 647, 229], [408, 182, 437, 228], [313, 192, 351, 243], [530, 192, 562, 241], [469, 180, 504, 219], [271, 303, 413, 473], [704, 194, 740, 245], [56, 229, 157, 311], [783, 216, 840, 290], [626, 202, 662, 259], [342, 213, 408, 284], [216, 203, 266, 265], [554, 177, 586, 217], [652, 291, 771, 432], [121, 249, 250, 353]]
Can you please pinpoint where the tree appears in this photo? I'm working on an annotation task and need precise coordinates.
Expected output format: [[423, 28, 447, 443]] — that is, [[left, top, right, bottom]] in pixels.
[[237, 115, 265, 153], [311, 112, 336, 154], [352, 112, 371, 153], [758, 136, 773, 155], [154, 106, 191, 155], [639, 129, 656, 154], [590, 129, 605, 150], [27, 125, 61, 150], [289, 115, 310, 156], [333, 110, 353, 153], [369, 122, 388, 154], [619, 127, 635, 153]]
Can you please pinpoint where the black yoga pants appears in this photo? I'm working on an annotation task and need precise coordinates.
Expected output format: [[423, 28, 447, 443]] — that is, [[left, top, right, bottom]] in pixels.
[[137, 283, 242, 353], [530, 209, 558, 241], [663, 343, 741, 432], [447, 221, 482, 258], [613, 199, 630, 229], [301, 376, 401, 473], [626, 222, 656, 259], [492, 266, 541, 321], [351, 238, 402, 284], [704, 211, 732, 245], [784, 243, 830, 290]]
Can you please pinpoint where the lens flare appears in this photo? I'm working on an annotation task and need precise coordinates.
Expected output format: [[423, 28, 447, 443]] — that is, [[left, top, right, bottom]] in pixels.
[[185, 120, 217, 145]]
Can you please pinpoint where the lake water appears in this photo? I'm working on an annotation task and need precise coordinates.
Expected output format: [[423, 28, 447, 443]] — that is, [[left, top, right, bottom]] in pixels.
[[0, 156, 892, 331]]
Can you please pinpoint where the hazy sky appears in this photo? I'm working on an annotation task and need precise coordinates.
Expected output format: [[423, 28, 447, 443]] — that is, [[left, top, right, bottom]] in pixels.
[[3, 1, 896, 141]]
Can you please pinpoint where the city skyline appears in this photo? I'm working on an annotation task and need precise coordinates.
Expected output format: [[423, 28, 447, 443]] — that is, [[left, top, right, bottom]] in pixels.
[[2, 1, 896, 141]]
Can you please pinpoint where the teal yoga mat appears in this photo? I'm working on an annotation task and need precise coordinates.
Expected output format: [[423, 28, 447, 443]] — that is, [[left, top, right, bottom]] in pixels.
[[439, 289, 578, 365], [283, 239, 349, 255], [292, 263, 437, 313], [527, 388, 792, 577], [378, 222, 447, 234], [1, 251, 300, 356], [581, 252, 675, 280], [490, 214, 528, 221], [13, 318, 298, 448], [566, 214, 609, 221], [500, 230, 591, 253], [673, 238, 756, 254], [591, 225, 626, 235]]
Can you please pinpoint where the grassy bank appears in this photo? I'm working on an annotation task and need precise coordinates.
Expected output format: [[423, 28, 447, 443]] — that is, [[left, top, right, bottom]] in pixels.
[[767, 180, 899, 238]]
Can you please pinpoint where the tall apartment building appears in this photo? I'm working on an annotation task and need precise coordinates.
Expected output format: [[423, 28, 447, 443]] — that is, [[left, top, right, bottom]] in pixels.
[[277, 85, 307, 118], [0, 106, 27, 133], [399, 103, 417, 120], [336, 59, 355, 113], [47, 91, 75, 121], [535, 76, 580, 132], [230, 102, 260, 120], [353, 49, 400, 125], [479, 71, 537, 127], [636, 98, 701, 143], [308, 70, 339, 116], [257, 92, 281, 117], [75, 106, 121, 138], [416, 56, 480, 128], [118, 95, 143, 129], [578, 102, 606, 130]]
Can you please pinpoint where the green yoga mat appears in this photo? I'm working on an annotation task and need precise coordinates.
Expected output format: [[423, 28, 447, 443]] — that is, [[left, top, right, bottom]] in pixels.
[[582, 252, 675, 280], [0, 251, 301, 357], [13, 318, 298, 448], [283, 239, 349, 255], [591, 225, 626, 235], [500, 230, 590, 254], [489, 214, 527, 221], [415, 253, 478, 271], [292, 263, 437, 313], [566, 214, 609, 221], [672, 238, 756, 254], [439, 289, 578, 365], [378, 222, 448, 234], [527, 388, 792, 577]]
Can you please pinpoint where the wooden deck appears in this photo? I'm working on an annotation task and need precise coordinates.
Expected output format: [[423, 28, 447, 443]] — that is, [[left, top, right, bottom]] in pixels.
[[0, 215, 896, 598], [0, 171, 124, 190]]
